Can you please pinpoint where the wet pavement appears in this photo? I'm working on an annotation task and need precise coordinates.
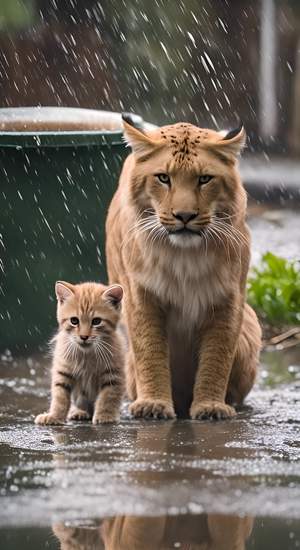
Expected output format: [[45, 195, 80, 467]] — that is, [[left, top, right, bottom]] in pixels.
[[0, 346, 300, 548], [241, 156, 300, 201], [248, 207, 300, 266], [0, 208, 300, 549]]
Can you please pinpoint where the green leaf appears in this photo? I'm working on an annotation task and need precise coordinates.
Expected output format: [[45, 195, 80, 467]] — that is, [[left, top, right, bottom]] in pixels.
[[247, 253, 300, 325]]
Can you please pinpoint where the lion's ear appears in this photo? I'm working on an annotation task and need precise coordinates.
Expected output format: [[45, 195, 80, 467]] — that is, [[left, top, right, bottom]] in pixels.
[[122, 113, 161, 157], [216, 123, 246, 157]]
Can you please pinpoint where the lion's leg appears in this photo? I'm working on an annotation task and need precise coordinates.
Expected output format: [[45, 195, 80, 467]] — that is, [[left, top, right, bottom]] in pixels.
[[126, 348, 137, 401], [207, 514, 253, 550], [125, 287, 175, 420], [226, 304, 261, 405], [190, 297, 242, 420]]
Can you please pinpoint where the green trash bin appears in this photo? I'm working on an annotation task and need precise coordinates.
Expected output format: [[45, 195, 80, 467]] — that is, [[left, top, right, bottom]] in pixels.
[[0, 107, 151, 352]]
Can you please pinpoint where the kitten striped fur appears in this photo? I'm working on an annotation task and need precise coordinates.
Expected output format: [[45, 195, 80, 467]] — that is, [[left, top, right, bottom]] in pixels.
[[35, 281, 125, 425]]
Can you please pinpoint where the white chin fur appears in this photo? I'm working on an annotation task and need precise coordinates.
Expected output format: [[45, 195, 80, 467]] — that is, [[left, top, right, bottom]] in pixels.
[[168, 232, 202, 249], [76, 341, 93, 351]]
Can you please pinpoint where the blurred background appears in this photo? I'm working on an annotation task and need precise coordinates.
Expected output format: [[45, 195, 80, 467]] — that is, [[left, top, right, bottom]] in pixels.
[[0, 0, 300, 154], [1, 0, 300, 352]]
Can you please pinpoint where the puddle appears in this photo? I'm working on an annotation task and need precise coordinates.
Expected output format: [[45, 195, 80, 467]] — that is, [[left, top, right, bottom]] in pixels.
[[0, 206, 299, 547], [1, 516, 300, 549], [0, 348, 300, 547], [260, 347, 300, 387]]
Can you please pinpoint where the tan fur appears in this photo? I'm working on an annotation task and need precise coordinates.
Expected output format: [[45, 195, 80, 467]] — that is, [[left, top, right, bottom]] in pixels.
[[35, 281, 125, 425], [102, 514, 253, 550], [53, 514, 253, 549], [106, 119, 261, 420], [52, 523, 102, 550]]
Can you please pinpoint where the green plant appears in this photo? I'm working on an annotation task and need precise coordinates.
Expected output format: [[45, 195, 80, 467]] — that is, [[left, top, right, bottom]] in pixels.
[[0, 0, 35, 31], [247, 252, 300, 325]]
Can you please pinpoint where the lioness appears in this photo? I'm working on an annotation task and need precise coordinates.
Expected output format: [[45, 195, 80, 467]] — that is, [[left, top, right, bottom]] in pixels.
[[106, 115, 261, 420]]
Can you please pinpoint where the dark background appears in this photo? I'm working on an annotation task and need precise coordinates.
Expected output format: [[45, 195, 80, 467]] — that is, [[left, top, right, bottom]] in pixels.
[[1, 0, 300, 352], [0, 0, 300, 153]]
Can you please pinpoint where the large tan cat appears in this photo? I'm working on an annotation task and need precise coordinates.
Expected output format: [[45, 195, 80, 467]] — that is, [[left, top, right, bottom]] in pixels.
[[106, 115, 261, 420]]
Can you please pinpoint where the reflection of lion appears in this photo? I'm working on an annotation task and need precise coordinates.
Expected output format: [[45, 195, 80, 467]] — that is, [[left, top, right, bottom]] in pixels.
[[52, 420, 254, 549], [52, 523, 104, 550], [53, 513, 253, 550]]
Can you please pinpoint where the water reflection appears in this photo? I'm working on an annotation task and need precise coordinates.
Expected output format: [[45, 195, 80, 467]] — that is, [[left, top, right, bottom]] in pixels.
[[1, 353, 299, 532], [53, 513, 253, 550]]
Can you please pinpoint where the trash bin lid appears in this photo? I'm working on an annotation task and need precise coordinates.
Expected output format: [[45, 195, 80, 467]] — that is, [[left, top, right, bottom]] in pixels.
[[0, 107, 143, 132], [0, 107, 155, 148]]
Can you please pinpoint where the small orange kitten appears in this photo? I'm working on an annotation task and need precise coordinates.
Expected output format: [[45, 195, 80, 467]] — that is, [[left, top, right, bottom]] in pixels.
[[35, 281, 125, 425]]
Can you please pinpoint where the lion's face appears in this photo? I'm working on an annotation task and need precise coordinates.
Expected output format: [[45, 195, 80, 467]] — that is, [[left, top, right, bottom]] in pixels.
[[124, 120, 247, 248]]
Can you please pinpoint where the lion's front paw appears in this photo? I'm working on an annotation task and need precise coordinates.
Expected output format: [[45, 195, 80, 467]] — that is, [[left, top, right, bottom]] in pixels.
[[68, 408, 91, 421], [190, 401, 236, 421], [35, 413, 64, 425], [129, 399, 175, 420], [92, 412, 119, 424]]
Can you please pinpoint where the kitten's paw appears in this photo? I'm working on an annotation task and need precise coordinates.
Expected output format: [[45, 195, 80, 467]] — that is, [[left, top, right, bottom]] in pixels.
[[92, 413, 119, 424], [129, 399, 175, 420], [68, 408, 91, 421], [35, 413, 64, 425], [190, 401, 236, 421]]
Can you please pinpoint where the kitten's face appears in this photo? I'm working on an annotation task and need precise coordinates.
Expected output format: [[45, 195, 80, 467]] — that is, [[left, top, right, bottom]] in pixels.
[[55, 281, 123, 354]]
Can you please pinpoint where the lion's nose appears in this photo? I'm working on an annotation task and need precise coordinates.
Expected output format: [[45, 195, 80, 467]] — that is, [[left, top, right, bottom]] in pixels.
[[172, 210, 198, 224]]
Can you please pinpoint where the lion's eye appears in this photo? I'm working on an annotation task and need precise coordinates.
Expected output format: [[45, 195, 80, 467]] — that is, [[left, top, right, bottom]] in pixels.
[[70, 317, 79, 326], [156, 173, 171, 185], [199, 175, 213, 185], [91, 317, 102, 326]]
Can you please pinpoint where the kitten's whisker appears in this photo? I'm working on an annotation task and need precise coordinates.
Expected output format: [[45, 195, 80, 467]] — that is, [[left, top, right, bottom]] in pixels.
[[97, 344, 114, 382], [100, 340, 114, 352], [96, 344, 111, 373], [100, 344, 114, 359]]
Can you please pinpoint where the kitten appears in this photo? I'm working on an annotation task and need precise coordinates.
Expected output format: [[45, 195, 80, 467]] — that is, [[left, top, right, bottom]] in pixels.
[[35, 281, 125, 425]]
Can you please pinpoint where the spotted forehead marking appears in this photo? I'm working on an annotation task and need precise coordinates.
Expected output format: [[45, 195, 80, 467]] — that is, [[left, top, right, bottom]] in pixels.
[[158, 123, 210, 166]]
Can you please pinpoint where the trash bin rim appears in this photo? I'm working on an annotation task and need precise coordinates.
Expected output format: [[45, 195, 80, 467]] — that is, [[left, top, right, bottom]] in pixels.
[[0, 129, 127, 148], [0, 107, 156, 148]]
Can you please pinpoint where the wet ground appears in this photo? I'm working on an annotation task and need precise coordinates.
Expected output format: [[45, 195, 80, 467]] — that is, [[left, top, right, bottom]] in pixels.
[[0, 346, 300, 549], [248, 206, 300, 265], [0, 208, 300, 549]]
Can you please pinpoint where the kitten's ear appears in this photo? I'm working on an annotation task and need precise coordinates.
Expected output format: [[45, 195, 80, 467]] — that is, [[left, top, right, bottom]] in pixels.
[[102, 284, 123, 309], [55, 281, 75, 304], [216, 122, 246, 157], [122, 113, 161, 157]]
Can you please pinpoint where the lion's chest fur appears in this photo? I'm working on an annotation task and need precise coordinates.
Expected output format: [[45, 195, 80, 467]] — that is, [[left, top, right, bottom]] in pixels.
[[134, 244, 230, 324], [132, 245, 231, 417]]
